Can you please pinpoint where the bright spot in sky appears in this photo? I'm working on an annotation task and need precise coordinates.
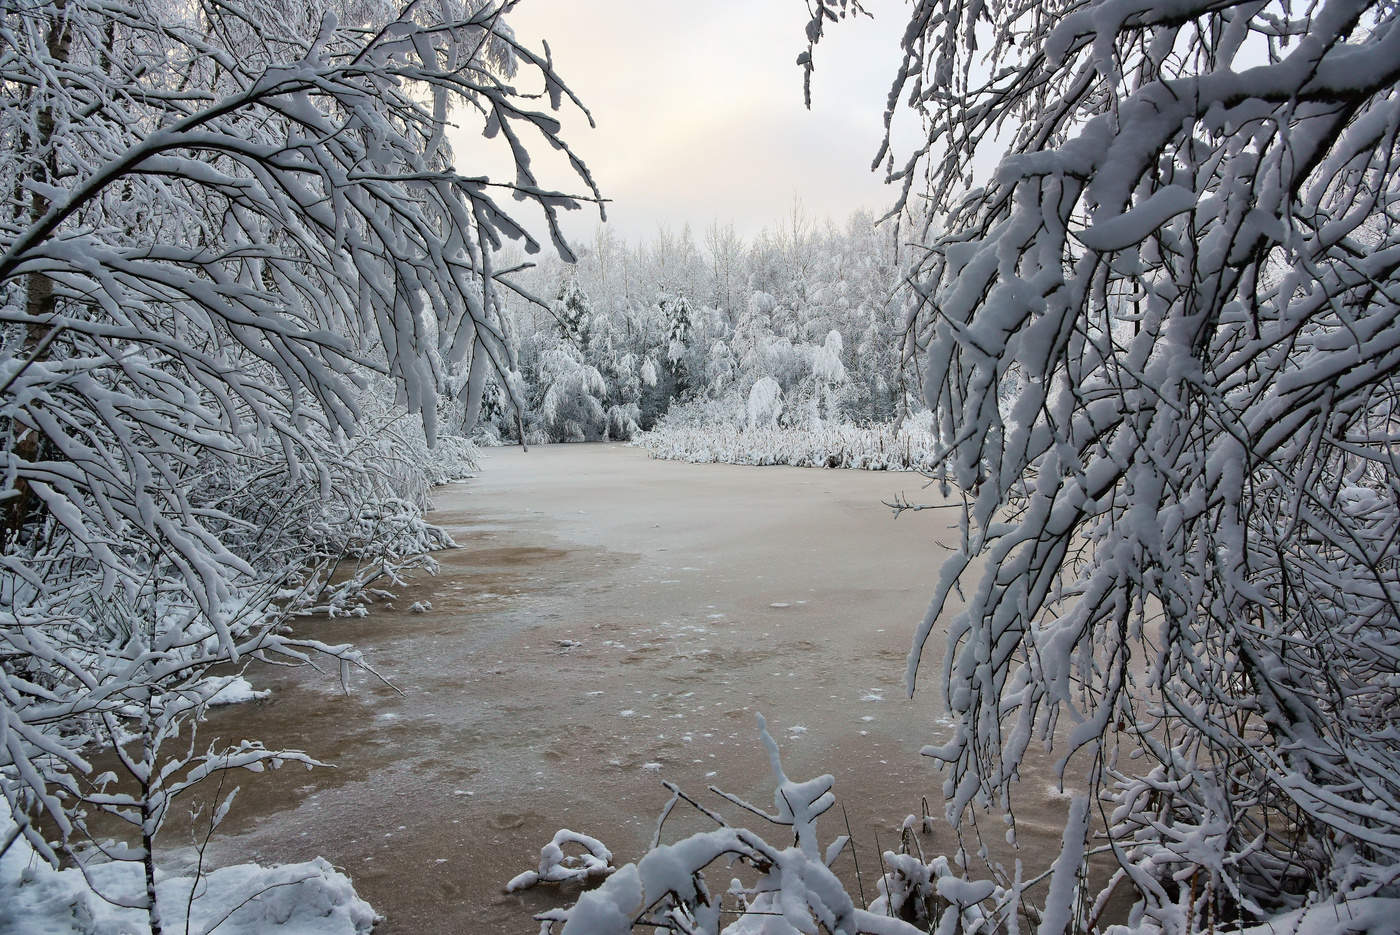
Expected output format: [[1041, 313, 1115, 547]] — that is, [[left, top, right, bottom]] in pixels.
[[449, 0, 919, 247]]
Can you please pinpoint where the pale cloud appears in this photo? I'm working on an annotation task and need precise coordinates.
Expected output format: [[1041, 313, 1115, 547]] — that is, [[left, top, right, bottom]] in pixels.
[[448, 0, 917, 249]]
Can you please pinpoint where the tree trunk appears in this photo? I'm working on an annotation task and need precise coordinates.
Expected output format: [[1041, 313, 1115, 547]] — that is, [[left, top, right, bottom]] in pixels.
[[3, 1, 71, 548]]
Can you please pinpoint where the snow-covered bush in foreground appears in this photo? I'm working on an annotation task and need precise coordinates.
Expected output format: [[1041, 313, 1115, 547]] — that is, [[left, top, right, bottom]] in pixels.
[[533, 716, 945, 935], [639, 408, 940, 471], [0, 806, 376, 935], [809, 0, 1400, 930], [533, 717, 1400, 935]]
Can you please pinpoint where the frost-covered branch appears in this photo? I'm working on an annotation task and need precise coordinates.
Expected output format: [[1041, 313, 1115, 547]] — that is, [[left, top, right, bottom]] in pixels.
[[0, 0, 598, 927], [807, 0, 1400, 929]]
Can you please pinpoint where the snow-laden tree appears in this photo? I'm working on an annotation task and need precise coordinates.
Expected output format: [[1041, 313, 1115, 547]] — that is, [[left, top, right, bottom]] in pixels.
[[478, 211, 915, 445], [640, 355, 660, 390], [0, 0, 597, 926], [705, 339, 738, 398], [529, 342, 608, 442], [810, 328, 847, 425], [664, 293, 695, 386], [747, 376, 783, 429], [805, 0, 1400, 929], [554, 277, 594, 350]]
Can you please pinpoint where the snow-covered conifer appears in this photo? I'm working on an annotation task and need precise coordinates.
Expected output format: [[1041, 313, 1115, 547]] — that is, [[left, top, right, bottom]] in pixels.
[[554, 278, 595, 350]]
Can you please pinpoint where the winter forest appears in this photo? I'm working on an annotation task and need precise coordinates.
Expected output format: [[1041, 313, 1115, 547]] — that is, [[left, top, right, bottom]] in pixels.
[[492, 211, 908, 443], [3, 0, 1400, 934]]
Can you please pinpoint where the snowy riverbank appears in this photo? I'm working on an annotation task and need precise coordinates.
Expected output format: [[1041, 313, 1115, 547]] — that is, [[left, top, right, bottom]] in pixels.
[[0, 806, 376, 935], [635, 419, 942, 471]]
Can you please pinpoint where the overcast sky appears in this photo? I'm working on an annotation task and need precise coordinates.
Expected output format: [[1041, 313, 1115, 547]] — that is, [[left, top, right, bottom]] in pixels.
[[450, 0, 916, 250]]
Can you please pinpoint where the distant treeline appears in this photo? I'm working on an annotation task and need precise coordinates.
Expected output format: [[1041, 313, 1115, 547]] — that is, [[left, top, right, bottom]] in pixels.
[[477, 207, 919, 445]]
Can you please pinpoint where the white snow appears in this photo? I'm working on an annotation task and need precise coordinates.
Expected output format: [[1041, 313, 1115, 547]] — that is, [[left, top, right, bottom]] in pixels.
[[639, 419, 941, 471], [505, 829, 614, 893], [204, 676, 271, 707], [1222, 898, 1400, 935], [0, 808, 375, 935], [746, 377, 783, 429]]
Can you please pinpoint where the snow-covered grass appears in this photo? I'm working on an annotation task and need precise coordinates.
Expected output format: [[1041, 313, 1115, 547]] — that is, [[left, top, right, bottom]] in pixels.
[[636, 419, 941, 471], [0, 807, 376, 935]]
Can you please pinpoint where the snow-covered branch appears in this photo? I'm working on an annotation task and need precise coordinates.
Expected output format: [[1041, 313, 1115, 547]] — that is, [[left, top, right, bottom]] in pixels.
[[0, 1, 597, 928], [812, 0, 1400, 929]]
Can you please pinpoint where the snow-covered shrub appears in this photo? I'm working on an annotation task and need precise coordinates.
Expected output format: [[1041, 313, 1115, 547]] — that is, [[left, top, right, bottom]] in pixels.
[[867, 851, 1012, 933], [532, 715, 931, 935], [639, 413, 941, 471], [746, 377, 784, 429], [0, 803, 379, 935]]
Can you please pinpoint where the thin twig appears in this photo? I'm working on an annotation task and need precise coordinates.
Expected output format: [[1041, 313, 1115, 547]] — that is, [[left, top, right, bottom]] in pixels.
[[841, 803, 868, 909], [199, 874, 320, 935], [661, 780, 729, 828], [873, 825, 893, 916], [651, 786, 681, 850]]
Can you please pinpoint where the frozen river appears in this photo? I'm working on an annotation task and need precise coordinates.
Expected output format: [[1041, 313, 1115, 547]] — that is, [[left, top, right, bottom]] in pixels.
[[192, 443, 1076, 932]]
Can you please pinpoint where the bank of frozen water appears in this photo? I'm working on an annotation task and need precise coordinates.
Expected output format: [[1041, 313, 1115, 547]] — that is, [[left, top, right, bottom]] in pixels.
[[13, 444, 1374, 935], [636, 417, 942, 471], [0, 806, 376, 935]]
